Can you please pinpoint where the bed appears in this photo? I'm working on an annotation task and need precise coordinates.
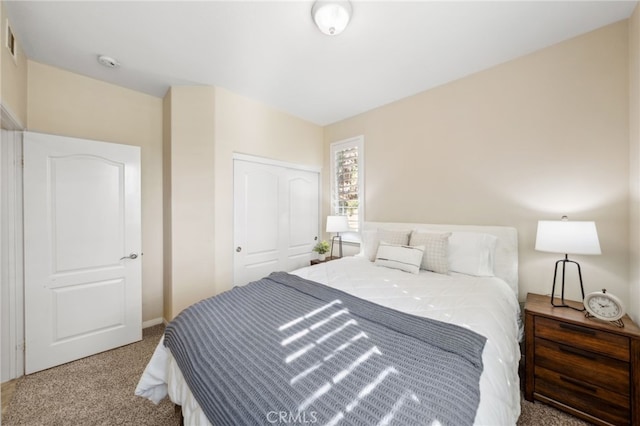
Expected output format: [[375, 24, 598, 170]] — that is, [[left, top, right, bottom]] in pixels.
[[136, 222, 522, 425]]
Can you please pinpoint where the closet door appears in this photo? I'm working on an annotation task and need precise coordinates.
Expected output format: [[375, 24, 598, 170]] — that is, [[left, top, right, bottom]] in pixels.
[[234, 158, 319, 286], [284, 169, 319, 272]]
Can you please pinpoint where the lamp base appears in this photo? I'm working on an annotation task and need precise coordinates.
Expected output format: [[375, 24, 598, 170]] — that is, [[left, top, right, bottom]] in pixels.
[[329, 235, 343, 258], [550, 255, 585, 312]]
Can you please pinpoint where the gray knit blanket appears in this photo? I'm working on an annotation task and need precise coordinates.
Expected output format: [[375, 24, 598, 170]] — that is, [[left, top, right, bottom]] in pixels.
[[164, 272, 486, 426]]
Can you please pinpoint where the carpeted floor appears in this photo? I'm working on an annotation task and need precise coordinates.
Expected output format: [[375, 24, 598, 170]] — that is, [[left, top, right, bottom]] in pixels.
[[2, 325, 181, 426], [2, 324, 592, 425]]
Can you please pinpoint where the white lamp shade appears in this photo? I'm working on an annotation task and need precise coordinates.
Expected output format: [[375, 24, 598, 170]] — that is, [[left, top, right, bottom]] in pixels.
[[535, 220, 601, 255], [312, 1, 352, 35], [326, 215, 350, 233]]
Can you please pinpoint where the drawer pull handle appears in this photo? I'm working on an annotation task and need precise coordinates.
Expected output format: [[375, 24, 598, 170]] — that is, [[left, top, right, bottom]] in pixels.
[[559, 344, 597, 360], [560, 376, 598, 394], [559, 322, 596, 335]]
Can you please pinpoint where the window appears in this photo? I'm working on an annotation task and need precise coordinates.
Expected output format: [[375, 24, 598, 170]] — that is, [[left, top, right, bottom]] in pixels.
[[330, 136, 364, 236]]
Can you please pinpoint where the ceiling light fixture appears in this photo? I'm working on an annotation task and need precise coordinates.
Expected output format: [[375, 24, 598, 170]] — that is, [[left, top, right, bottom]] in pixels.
[[311, 0, 352, 36], [97, 55, 120, 69]]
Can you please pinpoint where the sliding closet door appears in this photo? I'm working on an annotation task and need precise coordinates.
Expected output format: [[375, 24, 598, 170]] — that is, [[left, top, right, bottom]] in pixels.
[[284, 169, 319, 271], [234, 158, 319, 286], [234, 160, 282, 285]]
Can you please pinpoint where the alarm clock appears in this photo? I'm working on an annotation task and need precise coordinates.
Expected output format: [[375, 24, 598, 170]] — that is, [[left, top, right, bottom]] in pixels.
[[583, 289, 625, 327]]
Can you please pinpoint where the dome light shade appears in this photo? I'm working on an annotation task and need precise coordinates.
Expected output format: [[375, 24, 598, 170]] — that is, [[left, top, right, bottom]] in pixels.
[[312, 1, 352, 36]]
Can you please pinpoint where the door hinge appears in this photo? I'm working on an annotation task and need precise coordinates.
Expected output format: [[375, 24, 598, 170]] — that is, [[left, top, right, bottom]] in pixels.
[[17, 341, 25, 352]]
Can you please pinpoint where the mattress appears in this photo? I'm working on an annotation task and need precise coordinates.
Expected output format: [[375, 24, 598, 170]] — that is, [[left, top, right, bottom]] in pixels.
[[136, 256, 522, 425]]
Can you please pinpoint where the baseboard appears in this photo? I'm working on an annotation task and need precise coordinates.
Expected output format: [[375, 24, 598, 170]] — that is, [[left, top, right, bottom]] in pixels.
[[142, 317, 164, 329]]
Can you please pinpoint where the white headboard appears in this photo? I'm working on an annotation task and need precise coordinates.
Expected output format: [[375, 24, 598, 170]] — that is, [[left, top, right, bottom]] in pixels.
[[363, 222, 519, 298]]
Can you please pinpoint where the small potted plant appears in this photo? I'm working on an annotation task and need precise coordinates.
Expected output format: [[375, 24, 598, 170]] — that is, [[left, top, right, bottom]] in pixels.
[[313, 240, 330, 261]]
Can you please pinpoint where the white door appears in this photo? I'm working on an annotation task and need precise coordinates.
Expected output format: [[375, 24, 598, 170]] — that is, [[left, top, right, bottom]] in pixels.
[[284, 169, 320, 271], [234, 158, 319, 286], [23, 132, 142, 374], [234, 160, 281, 285]]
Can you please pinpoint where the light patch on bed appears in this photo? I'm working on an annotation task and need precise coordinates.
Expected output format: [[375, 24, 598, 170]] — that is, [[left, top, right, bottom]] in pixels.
[[281, 329, 309, 346], [316, 319, 358, 344], [326, 365, 415, 424], [325, 412, 345, 426], [333, 346, 382, 384], [357, 366, 399, 402], [278, 300, 342, 331], [290, 362, 322, 384], [285, 343, 315, 363], [298, 382, 332, 411], [323, 332, 368, 362], [310, 309, 349, 330], [377, 390, 421, 426]]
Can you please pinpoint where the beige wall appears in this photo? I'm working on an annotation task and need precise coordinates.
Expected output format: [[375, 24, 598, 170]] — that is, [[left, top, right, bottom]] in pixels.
[[1, 1, 28, 127], [213, 87, 324, 294], [27, 61, 164, 323], [12, 10, 638, 323], [162, 89, 173, 321], [163, 86, 217, 319], [161, 86, 323, 317], [325, 22, 631, 310], [19, 62, 323, 322], [629, 5, 640, 324]]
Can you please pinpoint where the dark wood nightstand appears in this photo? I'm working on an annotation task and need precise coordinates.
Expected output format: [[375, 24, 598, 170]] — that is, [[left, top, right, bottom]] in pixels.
[[310, 256, 339, 266], [524, 293, 640, 425]]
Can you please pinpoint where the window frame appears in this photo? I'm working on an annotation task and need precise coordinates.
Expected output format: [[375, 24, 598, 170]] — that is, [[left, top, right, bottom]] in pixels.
[[329, 136, 364, 243]]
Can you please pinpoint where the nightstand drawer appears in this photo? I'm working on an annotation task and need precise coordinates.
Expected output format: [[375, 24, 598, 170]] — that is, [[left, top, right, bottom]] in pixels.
[[535, 366, 630, 425], [535, 337, 629, 395], [535, 316, 630, 361]]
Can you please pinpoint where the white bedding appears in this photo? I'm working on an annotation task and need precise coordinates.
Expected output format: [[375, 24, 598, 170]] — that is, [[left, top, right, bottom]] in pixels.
[[136, 256, 522, 425], [295, 257, 522, 425]]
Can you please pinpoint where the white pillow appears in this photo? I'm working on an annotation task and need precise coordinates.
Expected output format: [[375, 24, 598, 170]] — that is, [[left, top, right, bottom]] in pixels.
[[361, 229, 379, 261], [409, 231, 451, 274], [374, 242, 424, 274], [361, 228, 411, 261], [448, 232, 498, 276]]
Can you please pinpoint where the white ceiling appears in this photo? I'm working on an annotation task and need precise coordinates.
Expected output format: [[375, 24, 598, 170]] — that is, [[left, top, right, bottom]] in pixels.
[[4, 1, 638, 125]]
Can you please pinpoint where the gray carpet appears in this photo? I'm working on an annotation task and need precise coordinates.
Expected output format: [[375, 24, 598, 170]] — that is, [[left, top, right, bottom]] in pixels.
[[2, 324, 591, 425]]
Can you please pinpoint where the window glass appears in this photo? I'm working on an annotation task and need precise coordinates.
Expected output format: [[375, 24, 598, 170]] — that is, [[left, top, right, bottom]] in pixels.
[[330, 136, 364, 237]]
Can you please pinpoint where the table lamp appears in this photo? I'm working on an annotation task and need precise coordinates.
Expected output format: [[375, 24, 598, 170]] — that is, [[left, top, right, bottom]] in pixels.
[[535, 216, 601, 310], [326, 215, 349, 258]]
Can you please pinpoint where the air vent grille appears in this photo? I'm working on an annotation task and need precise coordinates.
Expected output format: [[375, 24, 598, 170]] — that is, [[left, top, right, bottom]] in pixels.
[[6, 21, 16, 60]]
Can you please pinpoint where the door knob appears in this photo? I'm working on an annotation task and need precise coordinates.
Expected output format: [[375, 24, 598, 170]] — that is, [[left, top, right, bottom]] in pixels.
[[236, 246, 242, 252], [120, 253, 138, 260]]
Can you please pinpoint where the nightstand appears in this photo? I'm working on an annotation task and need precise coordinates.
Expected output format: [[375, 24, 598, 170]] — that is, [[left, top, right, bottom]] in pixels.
[[310, 256, 339, 266], [524, 293, 640, 425]]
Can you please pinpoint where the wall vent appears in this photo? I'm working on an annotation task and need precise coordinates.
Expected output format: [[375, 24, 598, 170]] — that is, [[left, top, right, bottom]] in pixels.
[[6, 20, 17, 62]]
